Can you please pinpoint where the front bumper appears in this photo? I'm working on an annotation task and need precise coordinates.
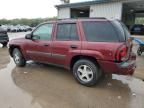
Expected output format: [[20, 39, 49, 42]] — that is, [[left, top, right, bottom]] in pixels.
[[98, 53, 136, 75]]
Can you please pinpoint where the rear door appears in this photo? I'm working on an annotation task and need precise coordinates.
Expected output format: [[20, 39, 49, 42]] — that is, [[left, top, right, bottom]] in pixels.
[[51, 22, 81, 66]]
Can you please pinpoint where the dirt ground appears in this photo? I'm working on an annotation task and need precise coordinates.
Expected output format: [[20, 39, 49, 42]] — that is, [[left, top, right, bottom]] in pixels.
[[0, 33, 144, 108]]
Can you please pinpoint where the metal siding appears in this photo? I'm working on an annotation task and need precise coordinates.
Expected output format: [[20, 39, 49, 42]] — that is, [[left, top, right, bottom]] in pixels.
[[90, 2, 123, 20], [58, 8, 70, 19]]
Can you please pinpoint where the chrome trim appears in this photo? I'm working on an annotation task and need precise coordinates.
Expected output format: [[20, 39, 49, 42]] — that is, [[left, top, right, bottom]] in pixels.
[[26, 50, 66, 59], [52, 53, 66, 59], [26, 50, 51, 57]]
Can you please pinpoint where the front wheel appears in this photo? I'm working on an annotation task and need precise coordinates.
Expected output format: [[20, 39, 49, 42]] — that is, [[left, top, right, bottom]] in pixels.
[[12, 48, 26, 67], [73, 59, 100, 86]]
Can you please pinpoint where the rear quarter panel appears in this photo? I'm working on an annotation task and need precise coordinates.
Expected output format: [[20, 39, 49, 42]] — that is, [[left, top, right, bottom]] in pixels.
[[82, 41, 124, 61]]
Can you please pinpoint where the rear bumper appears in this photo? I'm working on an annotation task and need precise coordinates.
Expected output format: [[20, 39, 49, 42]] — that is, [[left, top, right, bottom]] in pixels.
[[98, 53, 136, 75]]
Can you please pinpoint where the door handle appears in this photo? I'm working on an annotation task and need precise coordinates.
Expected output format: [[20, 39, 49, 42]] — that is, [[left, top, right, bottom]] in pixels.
[[70, 45, 78, 49], [44, 44, 49, 47]]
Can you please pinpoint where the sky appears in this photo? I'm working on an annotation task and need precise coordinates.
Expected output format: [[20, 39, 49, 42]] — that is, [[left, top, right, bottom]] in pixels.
[[0, 0, 87, 19]]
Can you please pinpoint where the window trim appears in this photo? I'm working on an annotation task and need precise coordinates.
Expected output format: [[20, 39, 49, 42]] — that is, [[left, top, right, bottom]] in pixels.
[[56, 23, 80, 41], [31, 23, 54, 41]]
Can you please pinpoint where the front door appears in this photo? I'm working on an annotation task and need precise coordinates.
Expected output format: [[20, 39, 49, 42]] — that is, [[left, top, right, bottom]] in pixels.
[[26, 23, 54, 62]]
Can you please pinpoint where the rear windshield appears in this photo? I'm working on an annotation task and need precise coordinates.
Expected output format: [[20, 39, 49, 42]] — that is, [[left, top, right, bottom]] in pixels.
[[111, 21, 131, 41], [121, 22, 131, 40], [82, 21, 119, 42]]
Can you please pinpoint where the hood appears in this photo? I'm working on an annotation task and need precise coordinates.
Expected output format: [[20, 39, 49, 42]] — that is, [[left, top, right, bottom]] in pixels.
[[9, 37, 26, 44]]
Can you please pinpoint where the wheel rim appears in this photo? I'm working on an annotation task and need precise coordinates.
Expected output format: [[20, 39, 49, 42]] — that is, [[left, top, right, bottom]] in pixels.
[[14, 52, 20, 64], [77, 65, 94, 82]]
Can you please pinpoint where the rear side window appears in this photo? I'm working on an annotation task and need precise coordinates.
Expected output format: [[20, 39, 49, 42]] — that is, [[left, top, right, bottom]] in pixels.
[[83, 21, 119, 42], [56, 23, 79, 41]]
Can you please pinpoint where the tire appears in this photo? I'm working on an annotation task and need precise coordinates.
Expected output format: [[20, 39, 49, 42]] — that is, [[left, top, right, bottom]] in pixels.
[[12, 48, 26, 67], [73, 59, 100, 86], [137, 47, 142, 56], [2, 42, 8, 47]]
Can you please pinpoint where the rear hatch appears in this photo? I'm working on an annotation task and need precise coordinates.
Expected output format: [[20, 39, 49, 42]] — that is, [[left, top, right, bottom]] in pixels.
[[111, 20, 133, 62]]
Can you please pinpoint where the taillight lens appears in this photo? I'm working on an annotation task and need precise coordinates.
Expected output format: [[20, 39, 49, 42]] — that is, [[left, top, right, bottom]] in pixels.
[[115, 45, 128, 62]]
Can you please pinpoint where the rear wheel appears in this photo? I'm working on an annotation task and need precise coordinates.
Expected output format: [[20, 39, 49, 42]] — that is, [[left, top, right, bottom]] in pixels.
[[73, 59, 100, 86], [137, 47, 142, 56], [2, 42, 8, 47], [12, 48, 26, 67]]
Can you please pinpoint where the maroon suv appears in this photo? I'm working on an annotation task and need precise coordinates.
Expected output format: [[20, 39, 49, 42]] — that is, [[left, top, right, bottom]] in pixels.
[[9, 18, 136, 86]]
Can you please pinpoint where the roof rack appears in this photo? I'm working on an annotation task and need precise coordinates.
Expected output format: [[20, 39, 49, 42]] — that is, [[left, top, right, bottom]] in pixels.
[[58, 17, 107, 20]]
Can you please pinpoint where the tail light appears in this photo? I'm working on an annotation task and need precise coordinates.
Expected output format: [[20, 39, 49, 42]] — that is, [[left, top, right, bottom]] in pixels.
[[115, 45, 129, 62], [115, 37, 134, 62]]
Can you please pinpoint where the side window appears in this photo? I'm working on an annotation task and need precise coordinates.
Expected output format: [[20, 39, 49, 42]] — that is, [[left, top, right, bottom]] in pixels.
[[32, 24, 53, 40], [83, 21, 119, 42], [56, 23, 79, 41], [70, 24, 79, 40]]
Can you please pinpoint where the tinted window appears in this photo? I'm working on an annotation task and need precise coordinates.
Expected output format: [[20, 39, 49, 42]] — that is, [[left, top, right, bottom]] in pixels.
[[111, 21, 126, 41], [56, 23, 79, 41], [33, 24, 53, 40], [83, 21, 119, 42], [121, 22, 131, 40]]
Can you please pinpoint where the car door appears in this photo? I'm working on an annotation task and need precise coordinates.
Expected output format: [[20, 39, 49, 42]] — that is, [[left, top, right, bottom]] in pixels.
[[25, 23, 54, 62], [51, 22, 81, 67]]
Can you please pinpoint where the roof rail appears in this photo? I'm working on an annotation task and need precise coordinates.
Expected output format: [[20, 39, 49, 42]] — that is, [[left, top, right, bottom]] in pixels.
[[58, 17, 107, 20], [87, 17, 106, 19]]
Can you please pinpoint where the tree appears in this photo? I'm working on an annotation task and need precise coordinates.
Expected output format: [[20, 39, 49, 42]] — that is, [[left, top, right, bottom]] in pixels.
[[0, 17, 57, 27]]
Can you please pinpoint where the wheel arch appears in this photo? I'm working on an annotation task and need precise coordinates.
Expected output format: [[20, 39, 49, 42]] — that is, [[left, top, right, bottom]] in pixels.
[[9, 45, 22, 57], [70, 55, 101, 71]]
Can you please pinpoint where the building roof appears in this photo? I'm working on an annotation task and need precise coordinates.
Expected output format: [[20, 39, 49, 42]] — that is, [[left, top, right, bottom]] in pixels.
[[56, 0, 114, 9]]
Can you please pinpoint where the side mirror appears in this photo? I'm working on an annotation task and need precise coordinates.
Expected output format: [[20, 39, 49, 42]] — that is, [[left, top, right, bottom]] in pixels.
[[25, 34, 32, 39], [31, 35, 40, 40]]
